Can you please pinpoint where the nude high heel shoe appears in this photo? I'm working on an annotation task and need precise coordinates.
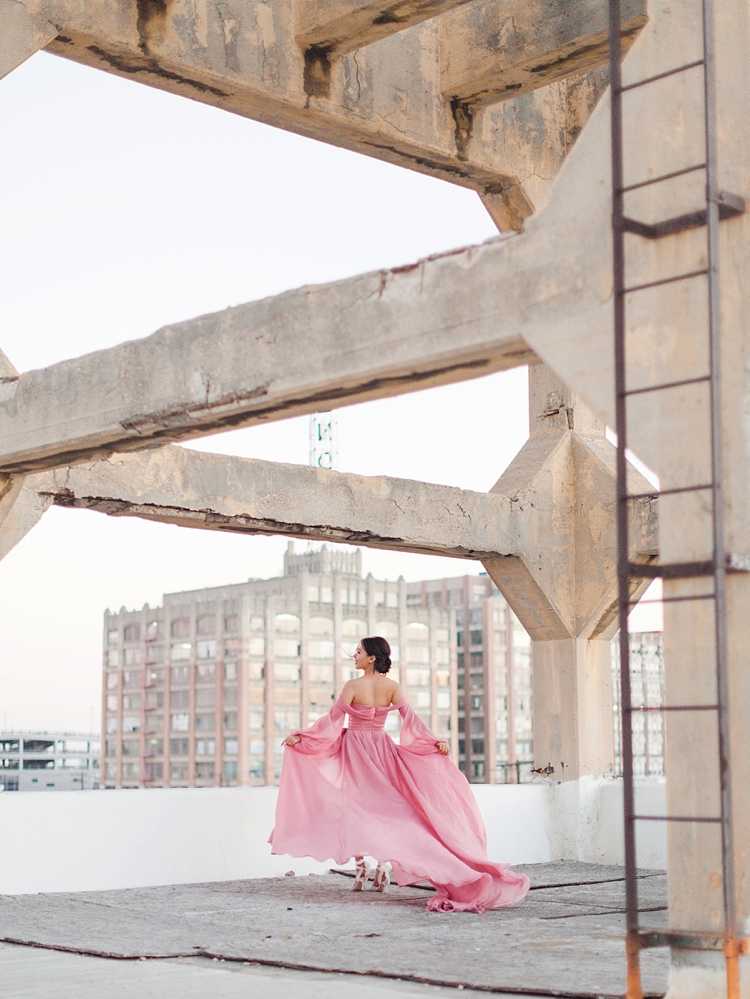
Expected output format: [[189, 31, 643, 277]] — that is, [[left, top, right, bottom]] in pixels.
[[353, 858, 371, 890], [372, 861, 391, 892]]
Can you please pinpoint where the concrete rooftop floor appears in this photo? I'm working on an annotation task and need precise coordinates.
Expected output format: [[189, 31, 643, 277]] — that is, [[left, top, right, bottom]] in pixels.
[[0, 862, 669, 999]]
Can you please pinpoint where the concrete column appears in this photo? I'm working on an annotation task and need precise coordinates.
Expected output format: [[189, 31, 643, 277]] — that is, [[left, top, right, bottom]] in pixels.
[[531, 639, 613, 780], [483, 363, 648, 781]]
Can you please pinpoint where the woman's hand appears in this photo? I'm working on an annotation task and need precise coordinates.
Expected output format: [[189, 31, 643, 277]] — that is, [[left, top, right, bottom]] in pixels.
[[282, 734, 301, 747], [435, 740, 449, 756]]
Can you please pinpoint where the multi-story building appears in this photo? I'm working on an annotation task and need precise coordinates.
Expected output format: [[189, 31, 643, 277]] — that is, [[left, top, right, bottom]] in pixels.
[[612, 632, 665, 777], [0, 732, 100, 791], [102, 545, 535, 789]]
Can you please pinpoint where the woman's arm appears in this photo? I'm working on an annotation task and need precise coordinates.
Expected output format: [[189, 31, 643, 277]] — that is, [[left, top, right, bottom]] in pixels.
[[392, 687, 448, 754]]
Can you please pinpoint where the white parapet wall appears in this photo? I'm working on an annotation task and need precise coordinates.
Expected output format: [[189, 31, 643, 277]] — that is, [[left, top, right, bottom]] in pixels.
[[0, 777, 667, 895]]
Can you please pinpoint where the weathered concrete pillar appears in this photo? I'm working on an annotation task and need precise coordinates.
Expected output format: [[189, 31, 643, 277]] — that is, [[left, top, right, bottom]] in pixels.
[[531, 639, 613, 779], [483, 364, 654, 780]]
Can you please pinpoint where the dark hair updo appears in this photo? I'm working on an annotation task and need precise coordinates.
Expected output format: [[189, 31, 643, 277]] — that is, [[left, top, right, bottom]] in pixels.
[[362, 636, 392, 674]]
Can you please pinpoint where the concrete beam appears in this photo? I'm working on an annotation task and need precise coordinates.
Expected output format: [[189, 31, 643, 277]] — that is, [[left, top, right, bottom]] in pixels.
[[8, 0, 612, 230], [0, 0, 59, 81], [0, 243, 539, 476], [295, 0, 473, 58], [36, 446, 516, 560], [440, 0, 647, 107]]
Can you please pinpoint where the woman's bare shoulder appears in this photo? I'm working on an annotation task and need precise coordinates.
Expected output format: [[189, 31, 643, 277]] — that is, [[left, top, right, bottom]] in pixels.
[[386, 678, 406, 704]]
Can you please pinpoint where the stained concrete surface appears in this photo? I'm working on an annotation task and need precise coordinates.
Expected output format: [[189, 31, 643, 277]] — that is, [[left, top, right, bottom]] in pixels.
[[0, 863, 669, 998]]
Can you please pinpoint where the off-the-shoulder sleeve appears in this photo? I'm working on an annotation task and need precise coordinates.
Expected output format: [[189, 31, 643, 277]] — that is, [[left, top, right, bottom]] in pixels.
[[395, 699, 443, 755], [288, 697, 346, 756]]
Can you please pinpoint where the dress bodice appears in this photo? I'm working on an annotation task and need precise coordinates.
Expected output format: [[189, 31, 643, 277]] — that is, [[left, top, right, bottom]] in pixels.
[[338, 696, 402, 732]]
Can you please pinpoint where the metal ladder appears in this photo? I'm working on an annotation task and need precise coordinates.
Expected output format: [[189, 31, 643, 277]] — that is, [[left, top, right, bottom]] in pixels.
[[608, 1, 746, 997]]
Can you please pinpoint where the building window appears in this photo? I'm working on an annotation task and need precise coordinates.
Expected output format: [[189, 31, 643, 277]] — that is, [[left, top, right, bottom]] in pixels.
[[196, 663, 216, 683], [144, 645, 164, 665], [121, 740, 140, 756], [145, 762, 163, 781], [224, 738, 238, 755], [223, 712, 238, 731], [124, 624, 141, 642], [106, 695, 118, 712], [248, 637, 265, 657], [224, 615, 238, 632], [107, 630, 119, 645], [171, 618, 190, 638], [196, 640, 217, 660], [195, 761, 215, 779], [320, 587, 333, 603], [342, 618, 367, 637], [146, 738, 163, 756], [274, 711, 300, 730], [122, 694, 140, 711], [405, 668, 430, 686], [195, 713, 215, 732], [195, 738, 215, 756], [250, 740, 265, 755], [470, 652, 483, 668], [472, 739, 485, 756], [0, 759, 19, 770], [224, 662, 237, 681], [309, 616, 333, 635], [106, 672, 118, 690], [195, 688, 216, 708], [146, 620, 161, 641], [197, 616, 216, 636], [309, 639, 334, 659], [169, 689, 189, 709], [171, 762, 188, 780], [170, 642, 192, 662], [105, 762, 117, 780], [107, 649, 120, 667], [223, 760, 238, 780], [223, 686, 238, 707], [171, 714, 189, 732], [121, 762, 139, 780], [274, 663, 300, 682], [105, 740, 117, 757], [406, 646, 430, 664], [171, 666, 189, 686], [437, 691, 451, 709]]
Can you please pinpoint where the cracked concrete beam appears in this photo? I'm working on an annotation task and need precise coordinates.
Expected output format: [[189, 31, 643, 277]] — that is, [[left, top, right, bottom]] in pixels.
[[0, 0, 59, 80], [296, 0, 474, 58], [21, 0, 610, 229], [440, 0, 647, 107], [39, 446, 516, 560], [0, 242, 539, 476]]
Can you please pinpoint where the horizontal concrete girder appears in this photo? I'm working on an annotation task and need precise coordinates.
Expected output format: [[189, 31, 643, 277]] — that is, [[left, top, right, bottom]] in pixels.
[[295, 0, 474, 57], [16, 0, 616, 228], [440, 0, 647, 107], [34, 446, 516, 560], [0, 243, 538, 475]]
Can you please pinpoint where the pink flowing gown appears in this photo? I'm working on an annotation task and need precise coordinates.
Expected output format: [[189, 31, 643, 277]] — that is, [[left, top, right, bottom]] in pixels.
[[269, 697, 530, 913]]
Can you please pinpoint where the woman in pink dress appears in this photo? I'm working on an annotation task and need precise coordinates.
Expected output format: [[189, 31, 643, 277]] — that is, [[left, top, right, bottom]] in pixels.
[[269, 636, 530, 913]]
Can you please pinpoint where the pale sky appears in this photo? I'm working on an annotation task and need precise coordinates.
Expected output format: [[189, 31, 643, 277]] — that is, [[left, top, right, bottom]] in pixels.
[[0, 52, 659, 734]]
